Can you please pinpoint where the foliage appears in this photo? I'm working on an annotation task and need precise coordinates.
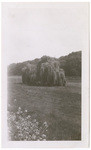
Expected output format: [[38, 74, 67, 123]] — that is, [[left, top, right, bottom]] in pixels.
[[8, 51, 81, 77], [8, 107, 48, 141], [22, 56, 66, 86], [59, 51, 81, 76]]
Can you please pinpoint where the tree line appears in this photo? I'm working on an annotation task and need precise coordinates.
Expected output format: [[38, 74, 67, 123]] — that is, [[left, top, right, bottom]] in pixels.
[[8, 51, 81, 77]]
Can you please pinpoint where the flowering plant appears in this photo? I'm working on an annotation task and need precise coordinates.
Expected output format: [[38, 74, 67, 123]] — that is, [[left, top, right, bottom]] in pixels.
[[8, 107, 48, 141]]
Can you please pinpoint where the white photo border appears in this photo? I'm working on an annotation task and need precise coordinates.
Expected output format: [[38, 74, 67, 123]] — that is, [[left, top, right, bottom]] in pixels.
[[1, 2, 90, 148]]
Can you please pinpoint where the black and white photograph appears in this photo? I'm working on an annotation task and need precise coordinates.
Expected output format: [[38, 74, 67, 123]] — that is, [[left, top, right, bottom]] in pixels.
[[1, 2, 89, 148]]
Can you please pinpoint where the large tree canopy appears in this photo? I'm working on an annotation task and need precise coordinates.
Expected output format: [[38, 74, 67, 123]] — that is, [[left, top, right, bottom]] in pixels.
[[22, 56, 66, 86]]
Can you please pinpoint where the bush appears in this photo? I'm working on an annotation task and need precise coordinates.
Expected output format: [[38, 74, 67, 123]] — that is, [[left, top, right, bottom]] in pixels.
[[8, 107, 48, 141]]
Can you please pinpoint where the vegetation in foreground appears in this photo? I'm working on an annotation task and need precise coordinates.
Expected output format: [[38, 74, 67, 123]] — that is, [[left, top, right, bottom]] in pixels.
[[8, 76, 81, 141], [8, 107, 48, 141]]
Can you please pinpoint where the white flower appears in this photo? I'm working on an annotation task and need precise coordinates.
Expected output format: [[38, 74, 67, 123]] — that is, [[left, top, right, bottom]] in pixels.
[[27, 115, 31, 118], [42, 134, 46, 138], [31, 134, 36, 140], [25, 110, 28, 113], [17, 126, 20, 129], [36, 122, 39, 126], [18, 107, 21, 110], [43, 122, 48, 127], [35, 129, 39, 135]]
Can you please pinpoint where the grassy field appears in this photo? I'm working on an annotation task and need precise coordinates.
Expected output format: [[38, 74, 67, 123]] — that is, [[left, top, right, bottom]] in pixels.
[[8, 76, 81, 141]]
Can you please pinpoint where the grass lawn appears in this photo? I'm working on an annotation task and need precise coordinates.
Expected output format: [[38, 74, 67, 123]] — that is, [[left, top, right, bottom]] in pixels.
[[8, 76, 81, 140]]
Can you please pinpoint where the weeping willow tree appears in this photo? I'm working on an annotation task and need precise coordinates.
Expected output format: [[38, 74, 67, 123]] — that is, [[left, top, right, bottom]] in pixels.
[[22, 56, 66, 86], [22, 63, 37, 85]]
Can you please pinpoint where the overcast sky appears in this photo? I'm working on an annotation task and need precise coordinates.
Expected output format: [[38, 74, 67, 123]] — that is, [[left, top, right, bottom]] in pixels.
[[2, 2, 89, 65]]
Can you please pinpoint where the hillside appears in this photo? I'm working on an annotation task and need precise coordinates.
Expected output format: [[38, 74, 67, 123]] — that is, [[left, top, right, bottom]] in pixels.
[[8, 51, 81, 77], [59, 51, 81, 76]]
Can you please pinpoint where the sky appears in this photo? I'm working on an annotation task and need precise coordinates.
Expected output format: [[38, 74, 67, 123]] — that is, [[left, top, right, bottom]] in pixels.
[[2, 2, 89, 65]]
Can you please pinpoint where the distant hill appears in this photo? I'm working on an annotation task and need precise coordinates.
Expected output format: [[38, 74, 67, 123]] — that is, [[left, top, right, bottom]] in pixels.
[[59, 51, 81, 76], [8, 51, 81, 76]]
